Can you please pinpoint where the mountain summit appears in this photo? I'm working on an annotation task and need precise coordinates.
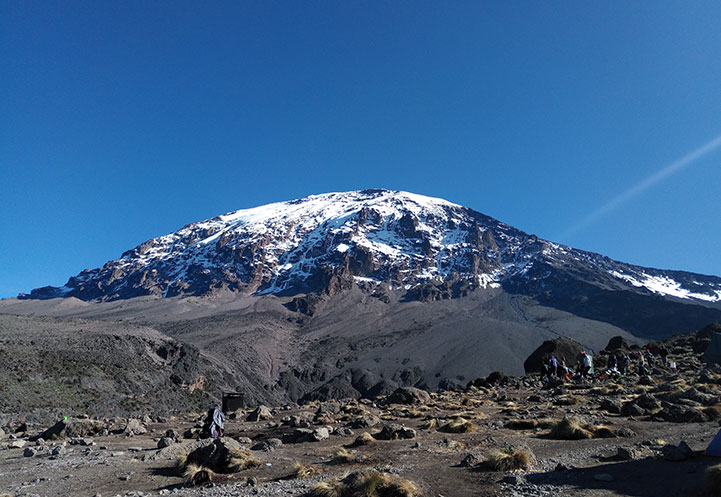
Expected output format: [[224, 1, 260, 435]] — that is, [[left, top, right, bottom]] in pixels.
[[24, 189, 721, 310], [7, 189, 721, 404]]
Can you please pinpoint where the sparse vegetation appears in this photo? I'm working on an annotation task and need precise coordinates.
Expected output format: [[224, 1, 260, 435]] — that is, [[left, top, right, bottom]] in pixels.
[[182, 463, 215, 486], [332, 447, 363, 464], [548, 417, 594, 440], [439, 417, 475, 433], [308, 469, 421, 497], [352, 432, 376, 446], [293, 462, 321, 479], [225, 448, 261, 472], [485, 448, 532, 471]]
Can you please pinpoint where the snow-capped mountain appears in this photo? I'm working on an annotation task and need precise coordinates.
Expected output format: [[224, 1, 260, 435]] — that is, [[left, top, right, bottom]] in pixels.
[[23, 189, 721, 308]]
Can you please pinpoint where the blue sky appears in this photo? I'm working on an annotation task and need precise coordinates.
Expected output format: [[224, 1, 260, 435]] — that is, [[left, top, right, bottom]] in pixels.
[[2, 1, 721, 298]]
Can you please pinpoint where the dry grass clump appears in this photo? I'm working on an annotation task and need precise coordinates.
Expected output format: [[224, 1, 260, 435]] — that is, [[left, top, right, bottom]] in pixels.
[[439, 418, 475, 433], [182, 463, 216, 486], [351, 432, 376, 447], [485, 448, 533, 471], [704, 463, 721, 496], [225, 448, 261, 472], [332, 447, 368, 464], [505, 419, 538, 430], [308, 469, 422, 497], [592, 426, 617, 439], [420, 418, 439, 431], [590, 385, 625, 396], [548, 417, 594, 440], [700, 384, 721, 395], [554, 395, 580, 406], [176, 445, 259, 479], [449, 410, 486, 420], [293, 462, 322, 479]]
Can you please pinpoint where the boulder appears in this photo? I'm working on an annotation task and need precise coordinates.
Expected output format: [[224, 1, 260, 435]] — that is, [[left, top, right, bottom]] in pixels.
[[289, 412, 314, 428], [39, 418, 105, 441], [600, 398, 622, 414], [349, 414, 380, 428], [374, 423, 416, 440], [459, 453, 482, 467], [289, 427, 329, 443], [251, 438, 283, 451], [157, 437, 175, 449], [654, 405, 707, 423], [384, 387, 430, 405], [123, 419, 148, 436], [616, 447, 642, 460], [247, 406, 272, 422], [634, 393, 661, 411], [663, 441, 694, 461], [183, 438, 247, 473], [523, 338, 586, 374], [604, 336, 629, 351]]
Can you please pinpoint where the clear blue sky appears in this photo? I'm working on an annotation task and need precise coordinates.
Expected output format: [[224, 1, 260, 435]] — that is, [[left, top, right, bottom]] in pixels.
[[2, 1, 721, 298]]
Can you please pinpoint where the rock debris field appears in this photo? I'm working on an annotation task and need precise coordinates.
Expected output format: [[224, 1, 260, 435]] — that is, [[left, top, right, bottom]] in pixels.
[[4, 328, 721, 497]]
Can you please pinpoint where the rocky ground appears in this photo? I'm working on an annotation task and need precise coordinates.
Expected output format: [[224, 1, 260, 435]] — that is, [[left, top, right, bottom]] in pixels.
[[4, 340, 721, 497]]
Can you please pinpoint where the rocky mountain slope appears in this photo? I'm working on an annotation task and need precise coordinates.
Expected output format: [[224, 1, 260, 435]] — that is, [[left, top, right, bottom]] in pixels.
[[3, 189, 721, 411], [21, 190, 721, 315]]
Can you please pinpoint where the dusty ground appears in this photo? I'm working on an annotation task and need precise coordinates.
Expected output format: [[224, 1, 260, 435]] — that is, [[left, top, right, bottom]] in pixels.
[[2, 378, 721, 497]]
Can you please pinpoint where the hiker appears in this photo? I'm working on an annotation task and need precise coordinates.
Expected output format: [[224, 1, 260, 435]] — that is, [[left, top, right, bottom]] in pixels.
[[560, 360, 574, 381], [201, 406, 226, 438], [548, 354, 559, 378], [608, 353, 618, 372], [645, 349, 655, 367], [579, 351, 593, 378], [637, 351, 647, 375], [619, 353, 630, 375]]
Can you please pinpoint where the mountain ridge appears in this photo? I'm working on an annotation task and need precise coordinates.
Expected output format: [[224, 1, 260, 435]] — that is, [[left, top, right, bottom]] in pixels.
[[19, 189, 721, 310]]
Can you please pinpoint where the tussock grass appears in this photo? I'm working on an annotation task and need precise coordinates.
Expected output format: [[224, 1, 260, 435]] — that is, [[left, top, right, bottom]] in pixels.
[[176, 446, 259, 477], [548, 418, 594, 440], [592, 426, 617, 439], [225, 448, 261, 472], [309, 481, 344, 497], [182, 463, 215, 486], [420, 418, 439, 431], [293, 462, 321, 479], [554, 395, 580, 406], [439, 418, 475, 433], [351, 432, 376, 446], [485, 448, 532, 471], [332, 447, 365, 464], [309, 469, 422, 497]]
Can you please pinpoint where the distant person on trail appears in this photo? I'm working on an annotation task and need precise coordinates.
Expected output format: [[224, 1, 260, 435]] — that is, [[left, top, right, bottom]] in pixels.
[[201, 406, 226, 438], [608, 354, 618, 372], [549, 355, 559, 378], [637, 351, 648, 375], [620, 353, 630, 375], [579, 351, 593, 378]]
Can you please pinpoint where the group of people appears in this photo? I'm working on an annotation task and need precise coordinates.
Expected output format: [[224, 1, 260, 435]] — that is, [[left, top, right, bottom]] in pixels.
[[542, 346, 675, 383]]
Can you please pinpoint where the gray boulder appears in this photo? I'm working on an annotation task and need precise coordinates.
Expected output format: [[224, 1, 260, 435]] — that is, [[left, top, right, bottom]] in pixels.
[[384, 387, 431, 405], [247, 406, 272, 422], [374, 423, 416, 440], [39, 418, 105, 440], [123, 419, 148, 436]]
